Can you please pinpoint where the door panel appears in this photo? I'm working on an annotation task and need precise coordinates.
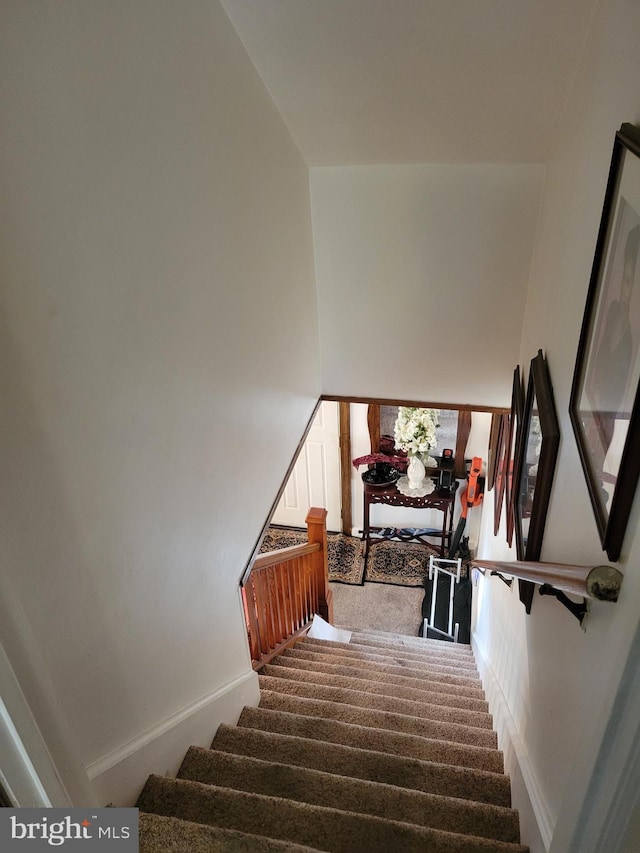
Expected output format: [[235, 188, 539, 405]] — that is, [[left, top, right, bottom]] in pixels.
[[272, 401, 342, 532]]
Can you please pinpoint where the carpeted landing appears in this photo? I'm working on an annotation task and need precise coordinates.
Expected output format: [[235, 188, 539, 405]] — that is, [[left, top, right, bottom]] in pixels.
[[137, 629, 528, 852]]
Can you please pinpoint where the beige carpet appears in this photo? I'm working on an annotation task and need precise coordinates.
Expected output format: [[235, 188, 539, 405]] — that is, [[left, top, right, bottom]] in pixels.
[[330, 580, 424, 635], [137, 629, 528, 852]]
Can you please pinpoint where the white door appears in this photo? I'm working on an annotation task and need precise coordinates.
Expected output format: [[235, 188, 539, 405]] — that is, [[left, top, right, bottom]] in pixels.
[[272, 400, 342, 532]]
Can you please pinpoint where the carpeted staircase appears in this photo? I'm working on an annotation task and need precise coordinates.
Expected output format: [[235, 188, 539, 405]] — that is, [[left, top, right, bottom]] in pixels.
[[137, 629, 528, 852]]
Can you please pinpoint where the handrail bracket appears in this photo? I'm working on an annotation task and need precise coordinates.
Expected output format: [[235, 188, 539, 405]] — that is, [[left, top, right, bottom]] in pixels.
[[539, 584, 590, 628], [491, 571, 513, 587]]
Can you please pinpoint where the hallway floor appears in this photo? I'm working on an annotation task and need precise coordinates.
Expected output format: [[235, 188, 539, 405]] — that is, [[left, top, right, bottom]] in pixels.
[[330, 581, 424, 636]]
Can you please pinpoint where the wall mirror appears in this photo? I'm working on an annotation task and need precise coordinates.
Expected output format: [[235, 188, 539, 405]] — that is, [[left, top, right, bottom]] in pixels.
[[373, 405, 471, 478], [514, 351, 560, 611]]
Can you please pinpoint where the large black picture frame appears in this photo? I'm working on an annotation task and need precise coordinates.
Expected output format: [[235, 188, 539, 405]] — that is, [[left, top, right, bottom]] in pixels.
[[569, 123, 640, 562]]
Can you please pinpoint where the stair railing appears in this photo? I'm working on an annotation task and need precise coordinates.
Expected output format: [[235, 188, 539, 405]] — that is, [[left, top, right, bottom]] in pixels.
[[241, 508, 333, 669], [471, 559, 623, 625]]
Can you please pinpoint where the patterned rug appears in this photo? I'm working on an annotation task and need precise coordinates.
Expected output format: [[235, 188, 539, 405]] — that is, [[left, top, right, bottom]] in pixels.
[[260, 526, 448, 588], [364, 539, 441, 587], [260, 527, 366, 585]]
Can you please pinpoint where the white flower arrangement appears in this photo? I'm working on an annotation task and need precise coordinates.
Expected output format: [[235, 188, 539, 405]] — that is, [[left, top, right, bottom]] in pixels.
[[393, 407, 439, 458]]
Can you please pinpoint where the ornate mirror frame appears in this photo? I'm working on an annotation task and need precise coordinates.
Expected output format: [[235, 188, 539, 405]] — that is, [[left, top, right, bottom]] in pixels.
[[514, 351, 560, 612]]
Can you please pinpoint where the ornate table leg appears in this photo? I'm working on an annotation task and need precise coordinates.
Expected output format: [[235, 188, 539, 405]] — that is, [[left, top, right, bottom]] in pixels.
[[362, 493, 371, 559]]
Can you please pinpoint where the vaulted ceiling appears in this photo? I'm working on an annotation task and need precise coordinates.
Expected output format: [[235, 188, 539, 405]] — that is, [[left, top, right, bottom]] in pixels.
[[221, 0, 598, 165]]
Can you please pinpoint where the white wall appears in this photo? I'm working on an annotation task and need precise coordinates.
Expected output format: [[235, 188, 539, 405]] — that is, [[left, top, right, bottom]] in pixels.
[[473, 1, 640, 849], [310, 164, 544, 408], [0, 1, 320, 806]]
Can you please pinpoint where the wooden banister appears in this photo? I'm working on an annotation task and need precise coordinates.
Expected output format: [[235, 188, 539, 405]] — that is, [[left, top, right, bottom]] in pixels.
[[242, 508, 333, 669], [471, 559, 623, 602], [252, 541, 320, 571], [306, 507, 334, 623]]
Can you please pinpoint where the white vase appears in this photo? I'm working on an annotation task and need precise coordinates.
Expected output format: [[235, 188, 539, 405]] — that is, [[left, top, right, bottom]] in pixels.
[[407, 454, 426, 490]]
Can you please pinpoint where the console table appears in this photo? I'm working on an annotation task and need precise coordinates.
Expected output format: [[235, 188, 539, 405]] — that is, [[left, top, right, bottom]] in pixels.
[[362, 479, 459, 558]]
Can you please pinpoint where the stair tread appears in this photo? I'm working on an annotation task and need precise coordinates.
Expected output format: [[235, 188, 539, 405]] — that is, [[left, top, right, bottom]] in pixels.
[[259, 689, 497, 748], [138, 775, 528, 853], [212, 724, 512, 807], [300, 640, 480, 676], [270, 655, 489, 710], [283, 648, 486, 697], [329, 631, 477, 660], [178, 747, 521, 843], [259, 674, 494, 732], [139, 812, 320, 852], [239, 705, 504, 773], [336, 629, 474, 654], [301, 637, 478, 668], [341, 624, 472, 642], [297, 636, 480, 667], [291, 644, 482, 678]]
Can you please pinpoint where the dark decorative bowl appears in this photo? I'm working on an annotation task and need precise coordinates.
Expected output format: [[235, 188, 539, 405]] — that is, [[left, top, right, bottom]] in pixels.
[[362, 463, 401, 488]]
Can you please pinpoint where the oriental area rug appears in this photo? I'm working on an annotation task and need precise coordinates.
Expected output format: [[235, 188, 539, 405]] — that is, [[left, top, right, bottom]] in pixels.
[[364, 539, 440, 587], [260, 526, 445, 588], [259, 527, 366, 585]]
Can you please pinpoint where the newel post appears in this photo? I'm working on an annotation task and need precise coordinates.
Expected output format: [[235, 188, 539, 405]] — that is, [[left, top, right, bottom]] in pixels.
[[306, 507, 334, 624]]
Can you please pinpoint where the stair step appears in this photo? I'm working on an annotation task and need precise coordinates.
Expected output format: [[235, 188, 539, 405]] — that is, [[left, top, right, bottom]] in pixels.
[[305, 631, 475, 665], [137, 775, 528, 853], [301, 639, 479, 677], [294, 637, 479, 681], [139, 812, 319, 852], [179, 747, 521, 843], [336, 630, 478, 661], [343, 632, 474, 656], [303, 631, 475, 659], [211, 724, 512, 807], [259, 673, 494, 731], [282, 648, 486, 697], [238, 705, 504, 773], [339, 628, 475, 655], [270, 655, 489, 711], [258, 690, 497, 748], [298, 638, 481, 677]]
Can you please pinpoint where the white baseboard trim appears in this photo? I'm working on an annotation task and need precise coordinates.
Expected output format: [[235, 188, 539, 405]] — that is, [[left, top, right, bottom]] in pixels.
[[0, 644, 75, 808], [86, 668, 260, 806], [472, 636, 554, 852]]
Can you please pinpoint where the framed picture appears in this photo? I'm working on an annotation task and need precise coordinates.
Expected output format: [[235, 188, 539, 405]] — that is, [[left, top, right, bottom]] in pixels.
[[514, 350, 560, 612], [570, 123, 640, 561], [506, 366, 525, 548], [493, 413, 509, 535], [487, 414, 503, 492]]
